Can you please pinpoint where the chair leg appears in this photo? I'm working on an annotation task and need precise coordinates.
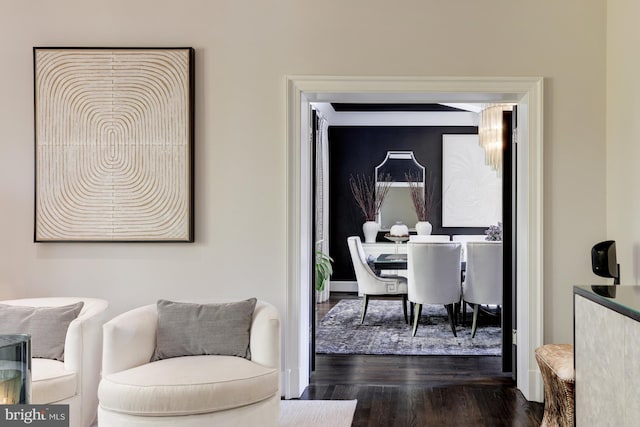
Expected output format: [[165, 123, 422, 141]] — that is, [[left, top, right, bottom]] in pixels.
[[402, 294, 408, 324], [360, 294, 370, 324], [445, 304, 457, 337], [462, 300, 467, 325], [444, 303, 458, 326], [412, 303, 422, 337], [471, 303, 480, 338]]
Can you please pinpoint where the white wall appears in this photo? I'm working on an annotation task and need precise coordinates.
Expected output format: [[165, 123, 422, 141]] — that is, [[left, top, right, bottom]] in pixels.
[[607, 0, 640, 285], [0, 0, 606, 346]]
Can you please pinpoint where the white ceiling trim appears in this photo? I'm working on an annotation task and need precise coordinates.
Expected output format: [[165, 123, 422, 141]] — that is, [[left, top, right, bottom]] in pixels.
[[310, 106, 479, 127]]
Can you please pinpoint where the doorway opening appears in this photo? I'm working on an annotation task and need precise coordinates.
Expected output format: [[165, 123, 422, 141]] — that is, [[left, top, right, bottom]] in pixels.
[[285, 75, 544, 402], [311, 103, 511, 363]]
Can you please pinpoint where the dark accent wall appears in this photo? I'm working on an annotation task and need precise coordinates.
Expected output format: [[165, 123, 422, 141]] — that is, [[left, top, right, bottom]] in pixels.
[[329, 126, 485, 281]]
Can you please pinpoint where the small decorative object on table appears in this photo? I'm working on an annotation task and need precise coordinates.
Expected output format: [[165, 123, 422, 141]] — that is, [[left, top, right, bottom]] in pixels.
[[485, 222, 503, 241], [384, 234, 410, 243], [386, 222, 409, 243]]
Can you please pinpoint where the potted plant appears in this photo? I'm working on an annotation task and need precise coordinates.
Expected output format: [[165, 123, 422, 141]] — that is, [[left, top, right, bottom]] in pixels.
[[349, 173, 392, 242], [406, 170, 437, 235], [315, 249, 334, 292]]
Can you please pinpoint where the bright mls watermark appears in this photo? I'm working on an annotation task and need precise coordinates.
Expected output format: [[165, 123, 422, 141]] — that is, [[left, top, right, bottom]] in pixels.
[[0, 405, 69, 426]]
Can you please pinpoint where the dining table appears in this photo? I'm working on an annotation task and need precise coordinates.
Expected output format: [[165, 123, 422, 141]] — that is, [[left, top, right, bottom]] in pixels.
[[373, 253, 409, 271]]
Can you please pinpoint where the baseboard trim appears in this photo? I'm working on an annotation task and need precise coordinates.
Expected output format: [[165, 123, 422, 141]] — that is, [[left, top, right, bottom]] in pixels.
[[329, 281, 358, 293], [528, 368, 544, 402]]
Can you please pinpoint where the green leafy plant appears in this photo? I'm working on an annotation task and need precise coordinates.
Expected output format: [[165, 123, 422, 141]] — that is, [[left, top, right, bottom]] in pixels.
[[315, 251, 334, 292]]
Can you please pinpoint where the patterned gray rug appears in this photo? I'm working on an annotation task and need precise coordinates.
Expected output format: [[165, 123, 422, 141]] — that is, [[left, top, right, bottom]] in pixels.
[[316, 299, 501, 356]]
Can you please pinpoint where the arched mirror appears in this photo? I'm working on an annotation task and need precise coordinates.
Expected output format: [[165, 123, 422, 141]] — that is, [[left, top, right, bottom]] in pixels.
[[375, 151, 425, 230]]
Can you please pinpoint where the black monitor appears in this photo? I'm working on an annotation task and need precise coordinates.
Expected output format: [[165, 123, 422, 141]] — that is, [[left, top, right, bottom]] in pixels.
[[591, 240, 620, 284]]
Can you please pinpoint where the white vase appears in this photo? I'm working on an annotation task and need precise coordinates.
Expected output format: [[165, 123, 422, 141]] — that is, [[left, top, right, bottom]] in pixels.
[[362, 221, 380, 243], [415, 221, 432, 235]]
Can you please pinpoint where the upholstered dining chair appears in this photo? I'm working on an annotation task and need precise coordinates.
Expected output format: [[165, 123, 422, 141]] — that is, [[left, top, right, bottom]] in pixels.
[[452, 234, 487, 262], [406, 242, 462, 337], [462, 241, 503, 338], [347, 236, 409, 324], [0, 297, 109, 427], [97, 298, 280, 427]]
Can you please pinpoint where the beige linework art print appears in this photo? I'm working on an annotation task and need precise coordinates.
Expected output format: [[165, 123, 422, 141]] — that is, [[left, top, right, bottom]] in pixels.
[[33, 48, 194, 242]]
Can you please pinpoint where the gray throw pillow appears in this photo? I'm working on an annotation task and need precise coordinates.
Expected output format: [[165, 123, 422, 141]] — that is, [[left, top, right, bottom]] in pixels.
[[151, 298, 257, 362], [0, 302, 84, 361]]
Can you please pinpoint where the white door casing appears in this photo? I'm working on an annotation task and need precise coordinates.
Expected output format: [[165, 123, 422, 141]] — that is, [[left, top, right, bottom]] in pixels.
[[285, 75, 544, 402]]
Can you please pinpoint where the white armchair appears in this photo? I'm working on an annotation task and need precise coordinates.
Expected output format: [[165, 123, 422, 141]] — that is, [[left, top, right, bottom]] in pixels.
[[97, 299, 281, 427], [0, 297, 108, 427]]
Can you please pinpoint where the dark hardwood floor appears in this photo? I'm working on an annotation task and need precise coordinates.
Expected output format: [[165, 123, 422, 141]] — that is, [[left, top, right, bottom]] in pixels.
[[298, 293, 544, 426]]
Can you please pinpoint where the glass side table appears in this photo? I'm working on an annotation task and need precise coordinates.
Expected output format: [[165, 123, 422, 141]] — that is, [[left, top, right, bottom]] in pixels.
[[0, 334, 31, 404]]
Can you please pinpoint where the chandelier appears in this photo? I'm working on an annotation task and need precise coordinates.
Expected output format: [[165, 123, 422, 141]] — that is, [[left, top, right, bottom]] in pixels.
[[478, 103, 514, 175]]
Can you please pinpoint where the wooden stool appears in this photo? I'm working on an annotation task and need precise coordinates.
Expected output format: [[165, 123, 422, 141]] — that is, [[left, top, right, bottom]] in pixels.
[[535, 344, 575, 427]]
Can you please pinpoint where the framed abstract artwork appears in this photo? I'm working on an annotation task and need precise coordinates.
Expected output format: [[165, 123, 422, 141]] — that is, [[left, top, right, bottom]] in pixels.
[[442, 134, 502, 227], [33, 47, 194, 242]]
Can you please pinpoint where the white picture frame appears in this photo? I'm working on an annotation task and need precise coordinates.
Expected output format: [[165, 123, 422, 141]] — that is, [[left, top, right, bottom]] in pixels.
[[442, 134, 501, 227]]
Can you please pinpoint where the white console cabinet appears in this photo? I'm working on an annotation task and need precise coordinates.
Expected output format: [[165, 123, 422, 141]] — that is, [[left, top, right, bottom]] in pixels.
[[574, 285, 640, 426]]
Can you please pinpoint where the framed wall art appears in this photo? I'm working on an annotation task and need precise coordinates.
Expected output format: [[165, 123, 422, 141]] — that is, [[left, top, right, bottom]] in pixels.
[[33, 47, 194, 242], [441, 134, 502, 227]]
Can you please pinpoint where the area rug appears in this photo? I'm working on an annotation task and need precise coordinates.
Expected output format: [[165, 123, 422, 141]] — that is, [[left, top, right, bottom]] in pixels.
[[316, 299, 501, 356], [280, 399, 357, 427]]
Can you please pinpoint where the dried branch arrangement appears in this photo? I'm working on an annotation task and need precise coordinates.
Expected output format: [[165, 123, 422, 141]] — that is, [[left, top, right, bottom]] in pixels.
[[406, 170, 437, 222], [349, 173, 392, 221]]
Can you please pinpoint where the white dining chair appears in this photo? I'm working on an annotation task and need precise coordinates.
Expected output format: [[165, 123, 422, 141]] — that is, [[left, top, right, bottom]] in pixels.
[[406, 242, 462, 337], [452, 234, 487, 262], [462, 241, 503, 338], [347, 236, 408, 324]]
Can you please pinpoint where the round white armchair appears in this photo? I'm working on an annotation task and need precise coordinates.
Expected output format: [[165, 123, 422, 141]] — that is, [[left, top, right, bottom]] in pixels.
[[97, 299, 281, 427], [0, 297, 109, 427]]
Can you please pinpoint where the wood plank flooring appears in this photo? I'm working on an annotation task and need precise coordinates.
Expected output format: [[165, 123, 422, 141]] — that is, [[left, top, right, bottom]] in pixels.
[[299, 293, 544, 426]]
